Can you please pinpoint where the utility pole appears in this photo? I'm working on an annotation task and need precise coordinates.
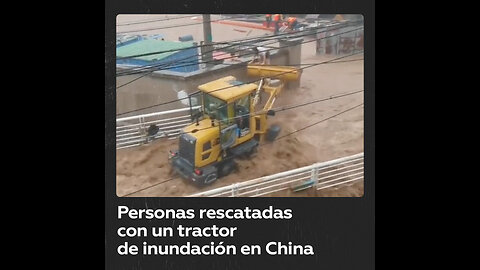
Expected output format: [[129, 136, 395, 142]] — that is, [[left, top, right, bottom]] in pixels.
[[202, 14, 214, 68]]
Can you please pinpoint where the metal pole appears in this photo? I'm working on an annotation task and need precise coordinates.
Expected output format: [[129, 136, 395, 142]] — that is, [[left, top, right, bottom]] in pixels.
[[202, 14, 214, 68], [336, 34, 340, 55], [353, 30, 358, 53], [311, 167, 318, 187]]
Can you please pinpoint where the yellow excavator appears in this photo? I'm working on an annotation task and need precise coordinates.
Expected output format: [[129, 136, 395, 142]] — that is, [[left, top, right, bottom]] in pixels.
[[168, 64, 301, 185]]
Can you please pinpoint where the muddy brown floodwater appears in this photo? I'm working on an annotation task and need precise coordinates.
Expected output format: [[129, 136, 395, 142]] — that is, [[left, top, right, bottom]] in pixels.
[[115, 15, 364, 197]]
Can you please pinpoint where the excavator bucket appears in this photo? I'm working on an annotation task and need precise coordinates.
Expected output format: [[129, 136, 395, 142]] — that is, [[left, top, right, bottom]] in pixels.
[[247, 64, 302, 81]]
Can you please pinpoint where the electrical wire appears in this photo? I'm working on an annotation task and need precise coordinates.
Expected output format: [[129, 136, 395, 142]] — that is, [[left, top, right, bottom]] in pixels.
[[119, 101, 364, 197], [116, 71, 154, 89], [115, 21, 362, 77], [116, 20, 361, 62], [116, 25, 363, 77], [150, 89, 364, 136], [116, 58, 363, 90], [273, 102, 364, 141], [115, 23, 360, 80], [120, 177, 178, 197], [117, 52, 362, 116], [114, 18, 365, 196], [116, 15, 196, 26], [116, 50, 364, 116], [117, 17, 231, 34], [115, 27, 363, 89]]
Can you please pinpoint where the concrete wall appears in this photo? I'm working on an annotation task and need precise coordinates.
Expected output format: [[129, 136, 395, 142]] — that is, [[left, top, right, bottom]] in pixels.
[[116, 62, 249, 116], [279, 38, 303, 89], [316, 26, 364, 55]]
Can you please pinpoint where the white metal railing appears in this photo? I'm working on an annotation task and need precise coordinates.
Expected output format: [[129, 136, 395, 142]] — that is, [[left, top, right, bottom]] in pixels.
[[188, 152, 364, 197], [116, 106, 200, 149]]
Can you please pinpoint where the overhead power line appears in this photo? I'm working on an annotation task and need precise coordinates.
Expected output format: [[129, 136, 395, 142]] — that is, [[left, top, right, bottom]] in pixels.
[[116, 25, 359, 76], [116, 73, 152, 89], [116, 20, 362, 60], [116, 25, 364, 78], [115, 21, 363, 85], [117, 17, 230, 34], [116, 50, 364, 116], [135, 89, 363, 137], [117, 15, 196, 26], [116, 58, 364, 90], [119, 100, 364, 197], [172, 89, 365, 136], [274, 102, 364, 141], [121, 177, 177, 197]]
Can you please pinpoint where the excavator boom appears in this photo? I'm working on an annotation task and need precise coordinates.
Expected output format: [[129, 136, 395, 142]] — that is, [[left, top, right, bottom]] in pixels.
[[247, 64, 302, 112], [247, 64, 302, 81]]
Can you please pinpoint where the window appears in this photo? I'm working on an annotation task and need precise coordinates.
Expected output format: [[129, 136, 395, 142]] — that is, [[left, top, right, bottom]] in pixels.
[[234, 95, 250, 132], [203, 93, 227, 122], [235, 95, 250, 114]]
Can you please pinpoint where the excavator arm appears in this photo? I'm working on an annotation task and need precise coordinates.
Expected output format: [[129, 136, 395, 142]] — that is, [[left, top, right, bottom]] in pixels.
[[246, 64, 302, 136], [247, 64, 301, 111]]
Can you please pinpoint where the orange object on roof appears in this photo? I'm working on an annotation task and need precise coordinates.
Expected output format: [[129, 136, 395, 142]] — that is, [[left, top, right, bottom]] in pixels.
[[273, 14, 281, 21], [213, 51, 231, 60]]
